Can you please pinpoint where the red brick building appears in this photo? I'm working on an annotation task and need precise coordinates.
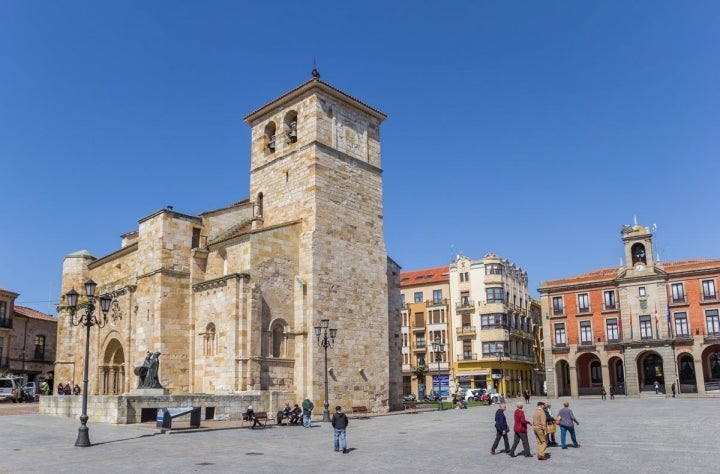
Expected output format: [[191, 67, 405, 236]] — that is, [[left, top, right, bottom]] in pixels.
[[539, 223, 720, 397]]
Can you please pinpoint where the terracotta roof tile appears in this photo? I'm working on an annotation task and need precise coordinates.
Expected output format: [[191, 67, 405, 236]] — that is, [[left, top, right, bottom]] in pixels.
[[400, 266, 449, 287], [14, 305, 57, 322]]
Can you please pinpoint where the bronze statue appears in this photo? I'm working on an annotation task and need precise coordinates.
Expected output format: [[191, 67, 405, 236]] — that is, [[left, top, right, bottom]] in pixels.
[[133, 351, 164, 389]]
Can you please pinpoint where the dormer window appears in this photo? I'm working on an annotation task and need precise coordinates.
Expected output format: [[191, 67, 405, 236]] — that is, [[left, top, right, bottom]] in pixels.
[[284, 111, 298, 144], [265, 122, 277, 153]]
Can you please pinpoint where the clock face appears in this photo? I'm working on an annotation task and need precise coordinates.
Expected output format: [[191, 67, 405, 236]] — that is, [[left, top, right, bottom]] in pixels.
[[635, 263, 645, 272]]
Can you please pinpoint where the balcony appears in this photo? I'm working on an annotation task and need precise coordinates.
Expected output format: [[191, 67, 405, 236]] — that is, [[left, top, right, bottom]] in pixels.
[[456, 325, 476, 337], [413, 344, 427, 353], [456, 353, 478, 362], [426, 299, 448, 307], [603, 303, 618, 312], [670, 297, 687, 305], [456, 299, 475, 311], [577, 341, 596, 352], [551, 343, 569, 354], [412, 325, 426, 333]]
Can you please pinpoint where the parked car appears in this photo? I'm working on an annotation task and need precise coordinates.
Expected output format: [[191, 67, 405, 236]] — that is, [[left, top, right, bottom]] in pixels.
[[0, 377, 19, 402]]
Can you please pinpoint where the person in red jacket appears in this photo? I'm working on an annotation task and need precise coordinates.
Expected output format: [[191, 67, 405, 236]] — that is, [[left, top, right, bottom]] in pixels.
[[508, 401, 533, 458]]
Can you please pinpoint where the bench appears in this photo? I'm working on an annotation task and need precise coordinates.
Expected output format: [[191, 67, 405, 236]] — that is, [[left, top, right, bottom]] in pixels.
[[351, 406, 369, 418], [242, 411, 268, 428], [156, 407, 201, 430], [403, 401, 417, 410]]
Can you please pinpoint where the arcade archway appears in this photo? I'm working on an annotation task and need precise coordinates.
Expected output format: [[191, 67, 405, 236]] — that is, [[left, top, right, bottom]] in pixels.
[[101, 338, 125, 395], [555, 359, 571, 396], [636, 351, 665, 392]]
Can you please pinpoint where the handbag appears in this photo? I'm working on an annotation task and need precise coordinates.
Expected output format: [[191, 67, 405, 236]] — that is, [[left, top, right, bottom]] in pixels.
[[546, 422, 556, 433]]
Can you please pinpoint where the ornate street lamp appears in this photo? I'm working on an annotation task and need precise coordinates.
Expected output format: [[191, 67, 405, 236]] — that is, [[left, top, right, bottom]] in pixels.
[[314, 319, 337, 422], [431, 337, 445, 411], [66, 279, 114, 447]]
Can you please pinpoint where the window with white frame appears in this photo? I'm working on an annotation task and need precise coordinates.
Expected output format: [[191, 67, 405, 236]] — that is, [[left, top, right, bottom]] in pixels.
[[577, 293, 590, 313], [414, 292, 423, 303], [606, 318, 619, 342], [580, 320, 593, 345], [554, 323, 567, 346], [674, 312, 689, 337], [552, 296, 564, 315], [671, 283, 685, 303], [702, 280, 717, 300], [432, 289, 443, 304], [639, 315, 652, 340], [706, 309, 720, 336], [603, 290, 616, 310]]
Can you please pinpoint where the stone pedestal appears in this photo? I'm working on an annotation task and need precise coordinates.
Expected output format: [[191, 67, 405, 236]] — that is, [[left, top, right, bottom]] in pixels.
[[129, 388, 169, 396]]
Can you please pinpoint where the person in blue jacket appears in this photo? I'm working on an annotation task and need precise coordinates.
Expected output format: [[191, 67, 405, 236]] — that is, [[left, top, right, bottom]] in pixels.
[[491, 403, 510, 455]]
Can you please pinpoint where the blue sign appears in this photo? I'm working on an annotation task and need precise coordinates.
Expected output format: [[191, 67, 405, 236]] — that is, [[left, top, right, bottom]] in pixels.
[[432, 375, 451, 397]]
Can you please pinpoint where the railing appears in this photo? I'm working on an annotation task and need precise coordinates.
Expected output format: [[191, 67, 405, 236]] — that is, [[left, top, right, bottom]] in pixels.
[[671, 297, 686, 304], [604, 304, 617, 311], [553, 309, 564, 316], [577, 307, 591, 314], [456, 325, 476, 335], [702, 294, 718, 302], [579, 340, 594, 346], [426, 299, 448, 307], [455, 300, 475, 310], [457, 353, 478, 361]]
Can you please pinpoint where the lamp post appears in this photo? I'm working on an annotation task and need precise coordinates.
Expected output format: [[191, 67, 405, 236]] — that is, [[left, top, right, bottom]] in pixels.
[[65, 279, 113, 447], [431, 337, 445, 411], [314, 319, 336, 422], [497, 353, 504, 398]]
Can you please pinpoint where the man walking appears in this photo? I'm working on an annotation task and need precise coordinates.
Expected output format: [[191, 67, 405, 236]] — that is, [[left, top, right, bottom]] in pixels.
[[490, 403, 510, 455], [508, 401, 533, 458], [532, 401, 548, 461], [556, 400, 581, 449], [331, 406, 349, 453], [301, 397, 314, 428]]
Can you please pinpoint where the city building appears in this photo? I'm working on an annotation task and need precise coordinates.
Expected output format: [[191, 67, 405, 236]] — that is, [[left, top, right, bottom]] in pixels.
[[450, 254, 536, 397], [53, 70, 402, 413], [0, 287, 57, 387], [399, 267, 450, 398], [539, 222, 720, 397]]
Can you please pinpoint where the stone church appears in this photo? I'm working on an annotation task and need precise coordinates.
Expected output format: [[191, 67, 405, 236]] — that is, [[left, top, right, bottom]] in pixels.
[[54, 71, 403, 416]]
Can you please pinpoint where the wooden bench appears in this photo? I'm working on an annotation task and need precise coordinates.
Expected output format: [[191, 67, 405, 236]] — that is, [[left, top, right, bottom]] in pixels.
[[403, 401, 417, 410], [351, 406, 369, 418], [242, 411, 268, 428], [156, 407, 201, 430]]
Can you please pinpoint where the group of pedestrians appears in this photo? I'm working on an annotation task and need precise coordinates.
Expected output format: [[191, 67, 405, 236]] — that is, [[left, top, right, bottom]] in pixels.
[[491, 400, 580, 461]]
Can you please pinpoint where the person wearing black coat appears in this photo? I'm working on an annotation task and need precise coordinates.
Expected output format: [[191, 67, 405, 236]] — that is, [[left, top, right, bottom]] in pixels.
[[491, 403, 510, 454]]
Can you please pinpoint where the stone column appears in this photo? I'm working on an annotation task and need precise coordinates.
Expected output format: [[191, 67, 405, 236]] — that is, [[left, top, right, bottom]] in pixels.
[[694, 358, 706, 396], [569, 365, 578, 398]]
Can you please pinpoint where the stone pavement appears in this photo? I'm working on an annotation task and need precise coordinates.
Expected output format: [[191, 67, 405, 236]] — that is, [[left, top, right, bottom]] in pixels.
[[1, 397, 717, 473]]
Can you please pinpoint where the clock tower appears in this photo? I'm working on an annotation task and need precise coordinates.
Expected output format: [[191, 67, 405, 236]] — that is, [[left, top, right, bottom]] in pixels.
[[621, 223, 655, 275]]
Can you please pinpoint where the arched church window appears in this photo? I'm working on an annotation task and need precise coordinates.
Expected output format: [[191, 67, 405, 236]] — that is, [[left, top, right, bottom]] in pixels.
[[284, 111, 298, 144], [203, 323, 216, 357], [265, 122, 276, 153], [272, 324, 285, 358]]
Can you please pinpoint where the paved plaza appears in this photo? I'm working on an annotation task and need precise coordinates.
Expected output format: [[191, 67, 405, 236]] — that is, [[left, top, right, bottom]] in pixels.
[[1, 396, 717, 473]]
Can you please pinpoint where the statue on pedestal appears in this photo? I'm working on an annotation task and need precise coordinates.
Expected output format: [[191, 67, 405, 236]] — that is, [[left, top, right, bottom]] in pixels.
[[133, 351, 164, 389]]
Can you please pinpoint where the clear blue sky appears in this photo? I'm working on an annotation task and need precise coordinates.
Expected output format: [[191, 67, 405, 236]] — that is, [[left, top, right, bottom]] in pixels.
[[2, 1, 719, 314]]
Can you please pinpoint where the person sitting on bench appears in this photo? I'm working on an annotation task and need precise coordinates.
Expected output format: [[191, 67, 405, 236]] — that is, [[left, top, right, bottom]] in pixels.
[[277, 403, 292, 425], [289, 404, 302, 425], [244, 405, 261, 429]]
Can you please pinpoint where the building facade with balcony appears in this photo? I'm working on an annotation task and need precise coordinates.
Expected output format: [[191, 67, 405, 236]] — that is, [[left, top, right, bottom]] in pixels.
[[449, 254, 536, 397], [0, 287, 57, 387], [399, 267, 451, 398], [539, 222, 720, 398]]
